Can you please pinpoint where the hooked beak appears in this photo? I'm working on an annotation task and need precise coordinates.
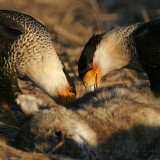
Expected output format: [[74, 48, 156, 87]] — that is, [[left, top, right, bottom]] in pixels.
[[85, 73, 100, 92], [83, 64, 101, 92], [85, 84, 100, 92], [85, 85, 95, 92], [58, 86, 76, 105]]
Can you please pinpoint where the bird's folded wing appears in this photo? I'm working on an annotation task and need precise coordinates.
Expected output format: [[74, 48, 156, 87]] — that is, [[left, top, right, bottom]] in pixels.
[[132, 19, 160, 67], [0, 15, 24, 42]]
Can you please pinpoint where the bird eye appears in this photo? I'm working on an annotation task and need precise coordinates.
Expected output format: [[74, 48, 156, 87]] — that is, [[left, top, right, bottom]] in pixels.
[[69, 87, 72, 93], [69, 87, 75, 94]]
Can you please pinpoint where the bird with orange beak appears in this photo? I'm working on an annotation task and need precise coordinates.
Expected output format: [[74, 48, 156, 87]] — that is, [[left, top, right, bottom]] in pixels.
[[78, 33, 104, 92], [0, 10, 76, 121], [78, 19, 160, 96]]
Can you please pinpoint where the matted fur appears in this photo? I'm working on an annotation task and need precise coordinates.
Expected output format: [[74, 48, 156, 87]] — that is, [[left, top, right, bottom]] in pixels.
[[17, 85, 160, 160]]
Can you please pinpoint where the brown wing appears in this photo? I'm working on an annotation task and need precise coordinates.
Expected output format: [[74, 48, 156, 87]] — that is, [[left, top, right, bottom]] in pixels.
[[0, 14, 25, 55], [133, 19, 160, 67], [133, 19, 160, 96]]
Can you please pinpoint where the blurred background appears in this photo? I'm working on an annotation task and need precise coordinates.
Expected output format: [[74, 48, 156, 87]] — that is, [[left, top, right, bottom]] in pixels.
[[0, 0, 160, 98]]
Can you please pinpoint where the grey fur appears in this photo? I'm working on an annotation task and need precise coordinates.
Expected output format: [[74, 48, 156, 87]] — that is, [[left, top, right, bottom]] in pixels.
[[17, 85, 160, 160]]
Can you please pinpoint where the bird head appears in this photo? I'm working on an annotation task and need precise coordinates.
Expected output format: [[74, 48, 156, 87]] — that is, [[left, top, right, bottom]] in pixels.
[[24, 52, 76, 106], [78, 32, 127, 92], [0, 9, 76, 105], [78, 33, 104, 92]]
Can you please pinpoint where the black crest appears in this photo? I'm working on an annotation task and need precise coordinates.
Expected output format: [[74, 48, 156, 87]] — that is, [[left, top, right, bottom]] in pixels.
[[78, 33, 104, 80]]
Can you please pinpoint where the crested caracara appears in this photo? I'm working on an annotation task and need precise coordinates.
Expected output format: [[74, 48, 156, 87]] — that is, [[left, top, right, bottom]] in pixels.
[[0, 10, 76, 123], [78, 19, 160, 96]]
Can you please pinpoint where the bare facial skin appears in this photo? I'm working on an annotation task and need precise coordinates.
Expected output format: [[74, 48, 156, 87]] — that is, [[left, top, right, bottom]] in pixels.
[[82, 64, 101, 92]]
